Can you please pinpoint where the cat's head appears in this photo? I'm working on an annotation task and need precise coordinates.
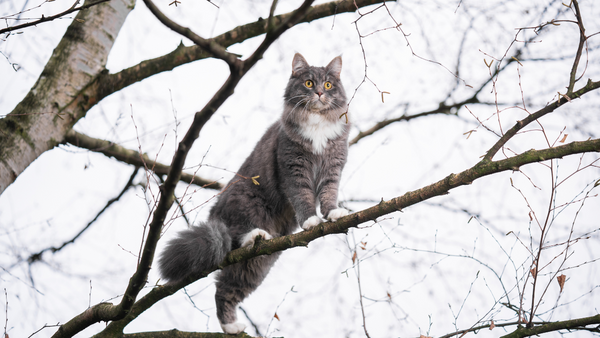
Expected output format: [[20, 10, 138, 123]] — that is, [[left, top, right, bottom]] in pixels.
[[283, 53, 347, 120]]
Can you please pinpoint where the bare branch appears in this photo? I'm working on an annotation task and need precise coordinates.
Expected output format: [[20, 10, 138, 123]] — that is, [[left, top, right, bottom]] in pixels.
[[99, 0, 389, 99], [484, 79, 600, 161], [64, 130, 223, 190], [27, 166, 140, 265], [124, 331, 254, 338], [99, 137, 600, 334], [500, 314, 600, 338], [0, 0, 111, 35], [350, 96, 479, 146], [142, 0, 240, 67], [566, 0, 587, 95]]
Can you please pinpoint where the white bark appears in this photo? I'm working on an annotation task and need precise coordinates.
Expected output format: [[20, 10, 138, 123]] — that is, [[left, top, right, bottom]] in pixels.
[[0, 0, 135, 194]]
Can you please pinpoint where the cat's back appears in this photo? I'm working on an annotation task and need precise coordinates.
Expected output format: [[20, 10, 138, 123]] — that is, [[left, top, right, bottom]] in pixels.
[[209, 121, 292, 223]]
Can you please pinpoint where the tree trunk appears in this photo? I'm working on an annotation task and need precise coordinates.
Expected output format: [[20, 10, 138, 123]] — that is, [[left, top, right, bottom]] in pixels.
[[0, 0, 135, 193]]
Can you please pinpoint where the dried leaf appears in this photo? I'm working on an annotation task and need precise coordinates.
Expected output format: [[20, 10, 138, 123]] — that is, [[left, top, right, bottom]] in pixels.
[[559, 134, 568, 143], [511, 56, 523, 66], [557, 274, 566, 292], [339, 111, 349, 123], [484, 58, 493, 68], [419, 335, 433, 338], [251, 175, 260, 185], [463, 130, 476, 139], [557, 91, 572, 102], [518, 314, 529, 324], [490, 319, 495, 330], [352, 251, 357, 264], [274, 312, 280, 321], [360, 241, 367, 250], [381, 91, 390, 103], [530, 268, 537, 278]]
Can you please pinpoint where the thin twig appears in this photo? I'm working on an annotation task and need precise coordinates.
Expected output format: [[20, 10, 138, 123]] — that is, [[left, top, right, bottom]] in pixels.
[[27, 166, 140, 264], [0, 0, 111, 35]]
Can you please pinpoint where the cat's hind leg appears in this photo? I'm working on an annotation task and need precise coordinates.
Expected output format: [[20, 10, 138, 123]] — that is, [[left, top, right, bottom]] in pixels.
[[240, 228, 272, 247], [215, 252, 281, 334]]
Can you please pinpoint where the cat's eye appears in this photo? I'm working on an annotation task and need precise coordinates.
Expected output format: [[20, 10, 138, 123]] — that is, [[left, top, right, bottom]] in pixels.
[[324, 81, 333, 90], [305, 80, 314, 88]]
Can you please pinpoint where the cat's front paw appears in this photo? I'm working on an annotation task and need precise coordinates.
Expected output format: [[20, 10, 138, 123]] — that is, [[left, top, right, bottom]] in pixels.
[[240, 228, 272, 247], [327, 208, 349, 222], [221, 322, 246, 334], [302, 215, 323, 230]]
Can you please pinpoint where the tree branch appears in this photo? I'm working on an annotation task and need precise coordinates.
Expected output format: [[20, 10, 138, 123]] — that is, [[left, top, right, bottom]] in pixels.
[[484, 79, 600, 161], [64, 130, 223, 190], [98, 0, 389, 100], [0, 0, 111, 35], [27, 166, 140, 265], [501, 314, 600, 338], [142, 0, 239, 67], [98, 137, 600, 335], [566, 0, 586, 95], [349, 97, 479, 146], [124, 330, 254, 338]]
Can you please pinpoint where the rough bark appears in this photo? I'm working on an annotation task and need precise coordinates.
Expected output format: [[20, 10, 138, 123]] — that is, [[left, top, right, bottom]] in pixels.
[[0, 0, 136, 193]]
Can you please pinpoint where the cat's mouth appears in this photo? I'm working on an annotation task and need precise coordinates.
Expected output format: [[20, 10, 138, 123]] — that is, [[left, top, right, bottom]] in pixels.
[[308, 96, 330, 112]]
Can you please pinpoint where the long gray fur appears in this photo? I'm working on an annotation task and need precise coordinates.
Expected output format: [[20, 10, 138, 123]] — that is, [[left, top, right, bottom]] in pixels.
[[158, 53, 350, 334]]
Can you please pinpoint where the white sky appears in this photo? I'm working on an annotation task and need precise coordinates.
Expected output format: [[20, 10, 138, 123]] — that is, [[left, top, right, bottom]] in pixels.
[[1, 0, 599, 337]]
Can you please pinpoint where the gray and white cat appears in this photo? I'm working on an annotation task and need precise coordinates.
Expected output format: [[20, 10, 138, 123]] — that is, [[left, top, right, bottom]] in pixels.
[[158, 53, 350, 334]]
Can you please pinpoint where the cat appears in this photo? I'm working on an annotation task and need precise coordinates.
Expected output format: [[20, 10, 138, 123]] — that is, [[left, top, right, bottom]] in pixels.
[[158, 53, 350, 334]]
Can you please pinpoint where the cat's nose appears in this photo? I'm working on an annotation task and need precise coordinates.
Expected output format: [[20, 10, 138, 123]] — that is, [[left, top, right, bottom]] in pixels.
[[316, 91, 323, 97]]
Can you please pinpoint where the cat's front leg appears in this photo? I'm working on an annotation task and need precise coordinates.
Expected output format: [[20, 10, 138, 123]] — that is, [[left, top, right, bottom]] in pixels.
[[302, 215, 323, 230], [326, 207, 349, 221]]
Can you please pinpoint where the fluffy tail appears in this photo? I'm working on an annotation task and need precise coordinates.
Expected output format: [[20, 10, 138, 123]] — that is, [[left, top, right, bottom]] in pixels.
[[158, 219, 231, 282]]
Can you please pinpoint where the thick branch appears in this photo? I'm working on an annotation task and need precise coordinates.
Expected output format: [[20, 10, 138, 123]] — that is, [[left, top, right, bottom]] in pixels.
[[52, 303, 122, 338], [484, 79, 600, 161], [99, 137, 600, 334], [64, 130, 223, 190], [124, 330, 253, 338], [98, 0, 388, 99], [501, 314, 600, 338], [142, 0, 239, 66]]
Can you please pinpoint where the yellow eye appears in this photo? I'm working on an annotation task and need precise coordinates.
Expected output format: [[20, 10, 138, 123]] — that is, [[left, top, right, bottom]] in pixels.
[[305, 80, 314, 88], [324, 81, 333, 90]]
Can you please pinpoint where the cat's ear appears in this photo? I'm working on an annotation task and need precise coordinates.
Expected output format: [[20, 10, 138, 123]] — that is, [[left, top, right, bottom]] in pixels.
[[292, 53, 309, 76], [326, 56, 342, 79]]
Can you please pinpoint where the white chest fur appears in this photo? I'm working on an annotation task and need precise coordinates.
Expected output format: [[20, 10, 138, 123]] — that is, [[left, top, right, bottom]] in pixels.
[[299, 114, 345, 154]]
